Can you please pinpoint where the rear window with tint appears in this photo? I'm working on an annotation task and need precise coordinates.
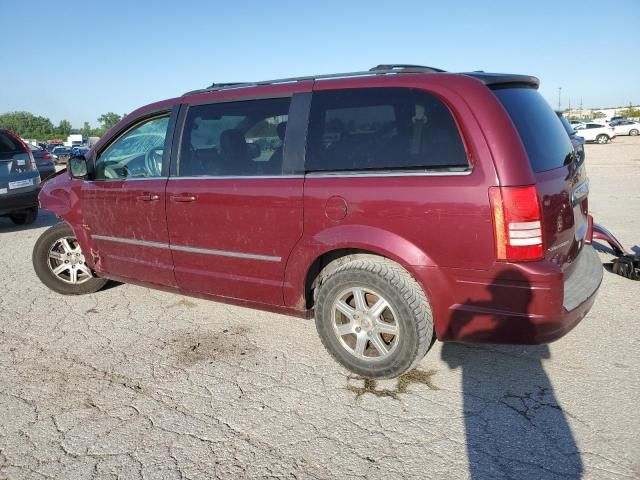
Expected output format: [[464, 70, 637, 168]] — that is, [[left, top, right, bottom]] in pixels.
[[493, 88, 573, 172], [0, 132, 25, 154]]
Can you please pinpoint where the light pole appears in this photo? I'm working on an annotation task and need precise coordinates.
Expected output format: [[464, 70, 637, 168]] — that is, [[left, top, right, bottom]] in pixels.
[[558, 87, 562, 111]]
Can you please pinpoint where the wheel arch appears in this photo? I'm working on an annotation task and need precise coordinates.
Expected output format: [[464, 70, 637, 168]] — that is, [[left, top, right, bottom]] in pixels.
[[283, 225, 436, 310]]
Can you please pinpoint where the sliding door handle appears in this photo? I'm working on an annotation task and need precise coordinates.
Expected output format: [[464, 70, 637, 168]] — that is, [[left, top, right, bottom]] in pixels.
[[171, 194, 197, 203], [136, 192, 160, 201]]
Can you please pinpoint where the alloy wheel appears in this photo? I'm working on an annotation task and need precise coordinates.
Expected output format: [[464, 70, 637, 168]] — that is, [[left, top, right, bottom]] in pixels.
[[331, 286, 400, 361], [47, 237, 93, 284]]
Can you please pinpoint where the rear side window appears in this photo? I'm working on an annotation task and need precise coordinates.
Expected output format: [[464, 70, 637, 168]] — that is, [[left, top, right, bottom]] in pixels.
[[493, 88, 573, 172], [306, 88, 468, 172]]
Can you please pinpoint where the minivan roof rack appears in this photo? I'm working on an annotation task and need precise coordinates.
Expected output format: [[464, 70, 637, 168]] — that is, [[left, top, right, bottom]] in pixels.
[[182, 64, 446, 96], [182, 65, 539, 96], [369, 64, 447, 73]]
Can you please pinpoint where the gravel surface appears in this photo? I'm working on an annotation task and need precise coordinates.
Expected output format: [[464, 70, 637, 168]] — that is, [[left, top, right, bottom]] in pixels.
[[1, 137, 639, 479]]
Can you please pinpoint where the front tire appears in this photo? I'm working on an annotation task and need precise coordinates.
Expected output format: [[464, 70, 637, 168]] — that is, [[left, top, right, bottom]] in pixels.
[[314, 255, 434, 378], [33, 223, 108, 295], [629, 129, 639, 136], [596, 134, 610, 144]]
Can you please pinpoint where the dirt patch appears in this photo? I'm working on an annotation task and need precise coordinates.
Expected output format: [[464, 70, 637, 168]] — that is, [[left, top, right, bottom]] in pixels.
[[174, 326, 257, 367], [346, 368, 439, 400], [168, 299, 198, 309]]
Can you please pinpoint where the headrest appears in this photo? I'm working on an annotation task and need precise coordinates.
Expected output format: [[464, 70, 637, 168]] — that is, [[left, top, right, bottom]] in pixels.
[[277, 122, 287, 141], [220, 129, 247, 154]]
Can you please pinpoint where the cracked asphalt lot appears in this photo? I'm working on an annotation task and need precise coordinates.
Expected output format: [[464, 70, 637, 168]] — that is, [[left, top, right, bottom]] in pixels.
[[1, 138, 639, 479]]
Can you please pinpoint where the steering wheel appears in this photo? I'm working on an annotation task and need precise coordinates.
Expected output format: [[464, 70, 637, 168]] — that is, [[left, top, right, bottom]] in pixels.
[[145, 147, 163, 177], [103, 165, 119, 179]]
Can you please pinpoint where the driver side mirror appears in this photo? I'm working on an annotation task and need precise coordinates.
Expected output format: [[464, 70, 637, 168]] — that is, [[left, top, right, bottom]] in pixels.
[[69, 155, 88, 179]]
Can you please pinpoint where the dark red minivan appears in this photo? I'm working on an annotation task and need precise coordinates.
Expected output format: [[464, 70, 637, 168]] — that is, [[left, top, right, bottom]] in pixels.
[[33, 65, 602, 378]]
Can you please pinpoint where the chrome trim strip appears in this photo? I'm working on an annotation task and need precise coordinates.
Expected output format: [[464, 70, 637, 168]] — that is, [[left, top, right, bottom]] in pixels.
[[86, 177, 168, 183], [168, 175, 303, 180], [92, 235, 168, 249], [91, 235, 281, 262], [304, 169, 472, 178], [171, 244, 281, 262]]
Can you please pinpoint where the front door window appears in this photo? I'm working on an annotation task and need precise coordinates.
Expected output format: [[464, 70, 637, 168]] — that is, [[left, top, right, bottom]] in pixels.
[[95, 116, 169, 180]]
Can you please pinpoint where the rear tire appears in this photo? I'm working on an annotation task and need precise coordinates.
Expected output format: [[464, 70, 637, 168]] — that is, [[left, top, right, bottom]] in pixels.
[[596, 134, 609, 144], [629, 129, 639, 136], [33, 222, 108, 295], [314, 255, 434, 378], [10, 207, 38, 225]]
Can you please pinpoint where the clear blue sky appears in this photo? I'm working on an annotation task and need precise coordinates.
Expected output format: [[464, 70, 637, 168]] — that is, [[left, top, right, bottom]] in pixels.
[[1, 0, 638, 127]]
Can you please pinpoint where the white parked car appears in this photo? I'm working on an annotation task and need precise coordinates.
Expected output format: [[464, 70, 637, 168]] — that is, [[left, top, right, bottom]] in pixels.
[[612, 120, 640, 136], [573, 123, 616, 144]]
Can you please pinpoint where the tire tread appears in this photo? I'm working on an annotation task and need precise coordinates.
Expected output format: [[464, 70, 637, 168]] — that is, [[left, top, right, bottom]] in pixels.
[[32, 223, 108, 295], [314, 255, 433, 378]]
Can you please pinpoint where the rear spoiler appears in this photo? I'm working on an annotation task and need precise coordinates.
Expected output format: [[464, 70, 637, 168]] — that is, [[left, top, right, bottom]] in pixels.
[[463, 72, 540, 89]]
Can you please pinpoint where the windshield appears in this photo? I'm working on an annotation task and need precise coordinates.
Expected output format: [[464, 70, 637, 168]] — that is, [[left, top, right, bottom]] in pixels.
[[493, 88, 574, 173]]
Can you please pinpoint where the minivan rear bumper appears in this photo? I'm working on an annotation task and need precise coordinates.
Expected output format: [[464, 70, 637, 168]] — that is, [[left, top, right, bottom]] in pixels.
[[421, 245, 603, 344]]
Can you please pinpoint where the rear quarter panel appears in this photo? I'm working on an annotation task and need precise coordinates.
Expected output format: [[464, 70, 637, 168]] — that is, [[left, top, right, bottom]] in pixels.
[[284, 75, 508, 308]]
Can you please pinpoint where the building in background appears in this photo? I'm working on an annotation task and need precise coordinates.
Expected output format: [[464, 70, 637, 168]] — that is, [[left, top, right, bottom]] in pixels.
[[564, 105, 640, 121]]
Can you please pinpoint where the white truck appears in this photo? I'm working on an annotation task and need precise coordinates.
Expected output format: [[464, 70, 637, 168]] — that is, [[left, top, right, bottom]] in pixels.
[[65, 134, 84, 147]]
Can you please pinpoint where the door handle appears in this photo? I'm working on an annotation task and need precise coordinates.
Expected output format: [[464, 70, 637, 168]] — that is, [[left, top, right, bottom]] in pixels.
[[137, 192, 160, 202], [171, 194, 197, 203]]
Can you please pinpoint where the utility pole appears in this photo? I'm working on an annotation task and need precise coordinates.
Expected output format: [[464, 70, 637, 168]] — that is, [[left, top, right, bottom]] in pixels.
[[558, 87, 562, 111], [580, 98, 583, 119]]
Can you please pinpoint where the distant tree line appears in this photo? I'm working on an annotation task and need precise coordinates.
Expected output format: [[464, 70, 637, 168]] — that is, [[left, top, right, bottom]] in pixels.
[[619, 106, 640, 118], [0, 111, 124, 140]]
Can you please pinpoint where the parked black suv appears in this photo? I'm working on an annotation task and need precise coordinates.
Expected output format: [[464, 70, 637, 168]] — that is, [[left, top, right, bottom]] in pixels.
[[0, 129, 41, 225]]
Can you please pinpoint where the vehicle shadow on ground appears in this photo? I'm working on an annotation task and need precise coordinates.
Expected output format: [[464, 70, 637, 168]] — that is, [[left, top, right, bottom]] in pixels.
[[0, 209, 59, 233], [440, 270, 583, 479]]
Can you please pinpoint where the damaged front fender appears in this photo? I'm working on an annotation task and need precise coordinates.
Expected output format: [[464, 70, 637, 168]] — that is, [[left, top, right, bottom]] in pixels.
[[38, 171, 97, 269]]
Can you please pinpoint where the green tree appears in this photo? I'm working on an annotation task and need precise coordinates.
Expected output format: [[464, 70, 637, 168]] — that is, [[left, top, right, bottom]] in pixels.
[[592, 111, 606, 119], [0, 111, 55, 139], [98, 112, 122, 130], [57, 119, 72, 137], [619, 107, 640, 118], [81, 121, 92, 137]]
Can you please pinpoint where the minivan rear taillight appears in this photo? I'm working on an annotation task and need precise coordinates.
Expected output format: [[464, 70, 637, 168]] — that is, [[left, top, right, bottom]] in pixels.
[[489, 185, 543, 262]]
